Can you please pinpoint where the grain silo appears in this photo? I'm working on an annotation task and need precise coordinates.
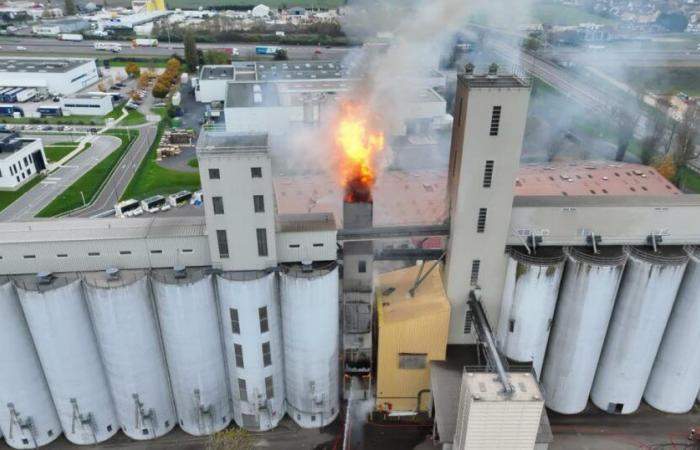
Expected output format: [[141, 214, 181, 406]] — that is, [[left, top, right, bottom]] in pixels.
[[83, 269, 176, 439], [496, 247, 565, 377], [0, 279, 61, 449], [151, 267, 231, 435], [280, 265, 339, 428], [591, 246, 688, 414], [644, 246, 700, 413], [541, 246, 626, 414], [216, 271, 285, 431], [15, 274, 118, 444]]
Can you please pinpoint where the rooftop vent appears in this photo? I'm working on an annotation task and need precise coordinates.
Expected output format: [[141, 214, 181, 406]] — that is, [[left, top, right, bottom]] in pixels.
[[106, 267, 120, 280], [173, 264, 187, 279], [487, 63, 499, 79], [36, 272, 54, 285], [301, 260, 313, 273], [464, 63, 475, 77]]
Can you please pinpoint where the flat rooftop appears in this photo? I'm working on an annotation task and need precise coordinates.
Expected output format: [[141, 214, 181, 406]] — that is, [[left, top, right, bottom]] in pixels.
[[0, 57, 92, 74], [459, 72, 531, 89], [196, 130, 268, 154], [274, 162, 681, 227], [377, 264, 449, 325], [200, 60, 350, 82]]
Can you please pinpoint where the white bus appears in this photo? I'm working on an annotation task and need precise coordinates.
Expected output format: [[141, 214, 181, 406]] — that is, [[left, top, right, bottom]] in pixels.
[[141, 195, 168, 213], [114, 199, 143, 217], [168, 190, 192, 207]]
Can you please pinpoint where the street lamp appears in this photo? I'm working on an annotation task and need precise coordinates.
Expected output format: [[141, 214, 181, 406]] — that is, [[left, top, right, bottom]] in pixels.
[[80, 191, 86, 206]]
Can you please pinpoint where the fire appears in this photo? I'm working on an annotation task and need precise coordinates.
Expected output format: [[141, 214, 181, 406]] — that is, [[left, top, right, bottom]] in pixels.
[[336, 102, 385, 203]]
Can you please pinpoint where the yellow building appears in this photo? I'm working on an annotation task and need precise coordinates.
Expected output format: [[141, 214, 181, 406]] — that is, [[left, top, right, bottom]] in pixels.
[[375, 263, 450, 412], [131, 0, 166, 12]]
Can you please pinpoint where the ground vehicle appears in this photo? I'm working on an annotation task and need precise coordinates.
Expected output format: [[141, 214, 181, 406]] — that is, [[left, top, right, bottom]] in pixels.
[[57, 33, 83, 41], [37, 106, 62, 117], [109, 86, 121, 91], [132, 38, 158, 47], [141, 195, 167, 213], [15, 88, 36, 103], [0, 104, 24, 117], [115, 199, 143, 217], [255, 46, 281, 55], [15, 46, 26, 51], [94, 42, 122, 53], [1, 88, 23, 102], [314, 49, 322, 54], [168, 190, 192, 207]]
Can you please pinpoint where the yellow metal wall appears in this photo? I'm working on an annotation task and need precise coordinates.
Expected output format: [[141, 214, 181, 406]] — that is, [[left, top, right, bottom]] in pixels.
[[375, 298, 450, 412]]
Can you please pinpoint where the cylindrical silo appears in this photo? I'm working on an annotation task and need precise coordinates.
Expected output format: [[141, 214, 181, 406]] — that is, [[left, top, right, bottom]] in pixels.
[[83, 269, 176, 439], [496, 247, 566, 377], [644, 247, 700, 413], [591, 246, 688, 415], [15, 274, 118, 445], [541, 247, 627, 414], [216, 272, 285, 431], [0, 279, 61, 449], [280, 266, 339, 428], [151, 268, 231, 436]]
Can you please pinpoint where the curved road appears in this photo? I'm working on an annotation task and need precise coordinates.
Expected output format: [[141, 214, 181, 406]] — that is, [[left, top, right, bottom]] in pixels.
[[0, 134, 122, 221]]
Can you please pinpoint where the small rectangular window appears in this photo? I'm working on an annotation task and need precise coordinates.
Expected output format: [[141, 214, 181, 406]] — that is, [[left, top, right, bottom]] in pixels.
[[57, 254, 68, 258], [212, 196, 224, 215], [470, 260, 481, 285], [23, 255, 36, 259], [398, 353, 427, 369], [253, 195, 265, 213], [251, 167, 262, 178], [490, 105, 502, 136], [464, 310, 473, 334], [182, 249, 193, 253], [477, 208, 487, 233], [208, 168, 220, 179], [229, 308, 240, 334], [482, 160, 494, 188], [259, 306, 269, 333], [358, 260, 367, 273], [262, 342, 272, 367], [217, 229, 229, 259], [234, 343, 244, 368], [509, 319, 515, 332], [256, 228, 268, 257], [265, 376, 274, 400], [88, 252, 100, 256], [313, 243, 324, 247], [119, 250, 132, 255], [150, 250, 162, 254], [289, 244, 300, 248], [238, 378, 248, 402]]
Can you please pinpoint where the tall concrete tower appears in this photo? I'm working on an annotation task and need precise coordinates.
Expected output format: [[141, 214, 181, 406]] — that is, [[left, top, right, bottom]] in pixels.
[[444, 66, 531, 344]]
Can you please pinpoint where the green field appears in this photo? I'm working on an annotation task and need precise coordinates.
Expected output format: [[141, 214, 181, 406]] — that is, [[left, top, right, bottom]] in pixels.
[[187, 158, 199, 168], [119, 109, 148, 126], [528, 3, 615, 25], [678, 167, 700, 193], [0, 175, 45, 213], [37, 129, 138, 217], [121, 122, 200, 200], [612, 67, 700, 96], [43, 142, 93, 163]]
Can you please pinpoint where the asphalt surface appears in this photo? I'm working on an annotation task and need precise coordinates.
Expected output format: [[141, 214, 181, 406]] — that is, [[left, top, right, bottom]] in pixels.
[[0, 36, 352, 60], [0, 134, 121, 221]]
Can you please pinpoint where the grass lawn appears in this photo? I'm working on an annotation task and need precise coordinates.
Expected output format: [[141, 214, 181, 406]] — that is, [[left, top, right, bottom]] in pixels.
[[121, 122, 200, 200], [528, 3, 615, 25], [0, 175, 45, 213], [678, 167, 700, 193], [119, 109, 147, 126], [36, 129, 139, 217], [99, 58, 171, 68], [187, 158, 199, 168], [43, 142, 94, 163], [610, 67, 700, 96]]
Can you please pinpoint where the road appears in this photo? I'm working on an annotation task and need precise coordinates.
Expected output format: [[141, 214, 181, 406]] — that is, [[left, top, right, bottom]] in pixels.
[[0, 134, 121, 221], [0, 36, 352, 60], [540, 47, 700, 67]]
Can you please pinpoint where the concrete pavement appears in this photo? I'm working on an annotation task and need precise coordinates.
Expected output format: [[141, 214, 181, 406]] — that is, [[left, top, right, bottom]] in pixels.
[[0, 134, 122, 221]]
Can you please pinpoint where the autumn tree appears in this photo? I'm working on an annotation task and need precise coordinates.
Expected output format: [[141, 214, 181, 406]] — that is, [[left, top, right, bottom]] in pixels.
[[64, 0, 77, 16], [138, 73, 149, 89], [654, 154, 678, 181], [124, 62, 140, 78], [152, 81, 170, 98], [207, 429, 255, 450]]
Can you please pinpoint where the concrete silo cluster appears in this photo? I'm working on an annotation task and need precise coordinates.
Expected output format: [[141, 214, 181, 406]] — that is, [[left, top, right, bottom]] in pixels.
[[0, 265, 339, 448]]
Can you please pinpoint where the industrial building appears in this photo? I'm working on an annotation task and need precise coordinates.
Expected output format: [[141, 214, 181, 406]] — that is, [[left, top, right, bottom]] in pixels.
[[60, 94, 114, 116], [0, 57, 99, 95], [0, 131, 47, 189], [2, 65, 700, 450]]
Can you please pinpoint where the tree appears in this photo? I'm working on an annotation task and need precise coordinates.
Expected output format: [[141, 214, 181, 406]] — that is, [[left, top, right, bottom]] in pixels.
[[656, 11, 689, 33], [203, 50, 230, 65], [124, 62, 140, 78], [152, 81, 170, 98], [654, 154, 678, 181], [672, 106, 698, 169], [64, 0, 77, 16], [138, 73, 149, 89], [183, 29, 198, 73], [207, 429, 255, 450], [522, 37, 541, 52], [615, 110, 637, 162]]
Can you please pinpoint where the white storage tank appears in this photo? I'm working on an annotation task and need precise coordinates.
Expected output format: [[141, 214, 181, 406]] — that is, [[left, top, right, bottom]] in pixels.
[[0, 279, 61, 449], [151, 267, 231, 436], [644, 246, 700, 413], [541, 247, 626, 414], [591, 246, 688, 415], [496, 247, 566, 377], [216, 272, 285, 431], [15, 274, 118, 445], [280, 266, 340, 428], [83, 269, 177, 440]]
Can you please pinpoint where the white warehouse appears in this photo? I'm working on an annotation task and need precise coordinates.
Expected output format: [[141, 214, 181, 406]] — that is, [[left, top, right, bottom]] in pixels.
[[0, 131, 47, 189], [0, 57, 99, 95], [60, 94, 114, 116]]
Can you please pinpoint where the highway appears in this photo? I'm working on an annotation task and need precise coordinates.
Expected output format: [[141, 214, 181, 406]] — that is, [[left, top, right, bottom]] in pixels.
[[0, 36, 352, 60]]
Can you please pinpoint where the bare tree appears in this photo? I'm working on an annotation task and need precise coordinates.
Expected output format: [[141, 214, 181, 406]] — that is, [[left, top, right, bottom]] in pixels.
[[640, 105, 669, 165]]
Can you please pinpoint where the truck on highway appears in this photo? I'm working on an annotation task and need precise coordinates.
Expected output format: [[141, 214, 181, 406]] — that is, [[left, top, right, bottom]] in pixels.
[[0, 104, 24, 117], [255, 46, 281, 55], [57, 33, 83, 41], [94, 42, 122, 53], [15, 88, 37, 103], [132, 38, 158, 47]]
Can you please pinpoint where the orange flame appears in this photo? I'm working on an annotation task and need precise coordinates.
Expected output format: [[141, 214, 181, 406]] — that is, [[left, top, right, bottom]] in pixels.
[[336, 102, 384, 203]]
